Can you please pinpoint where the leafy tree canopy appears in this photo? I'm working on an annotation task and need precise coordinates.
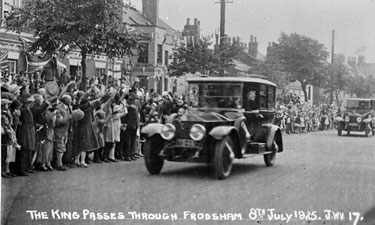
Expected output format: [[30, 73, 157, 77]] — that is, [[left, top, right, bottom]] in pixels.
[[270, 32, 329, 101], [4, 0, 146, 89], [169, 36, 244, 76], [273, 32, 329, 87]]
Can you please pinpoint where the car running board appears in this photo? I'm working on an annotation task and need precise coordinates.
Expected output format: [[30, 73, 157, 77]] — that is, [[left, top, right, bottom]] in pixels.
[[241, 152, 274, 159]]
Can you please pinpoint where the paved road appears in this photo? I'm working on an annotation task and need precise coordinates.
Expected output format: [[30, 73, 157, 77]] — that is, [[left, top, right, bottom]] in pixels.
[[2, 129, 375, 225]]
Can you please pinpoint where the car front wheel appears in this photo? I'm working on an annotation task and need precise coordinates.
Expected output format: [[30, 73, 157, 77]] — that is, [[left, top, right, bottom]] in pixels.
[[214, 135, 235, 180], [264, 137, 278, 166], [143, 136, 164, 175]]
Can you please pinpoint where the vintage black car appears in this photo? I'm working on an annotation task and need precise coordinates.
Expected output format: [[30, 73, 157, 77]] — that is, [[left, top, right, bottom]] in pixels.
[[141, 76, 284, 179], [336, 98, 375, 137]]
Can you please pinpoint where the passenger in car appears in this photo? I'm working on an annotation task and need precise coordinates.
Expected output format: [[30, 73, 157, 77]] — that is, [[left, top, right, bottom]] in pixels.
[[244, 91, 258, 111]]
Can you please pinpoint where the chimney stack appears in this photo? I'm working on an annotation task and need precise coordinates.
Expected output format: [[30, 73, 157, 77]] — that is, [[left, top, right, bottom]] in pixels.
[[142, 0, 159, 26], [248, 35, 258, 58], [187, 18, 190, 25]]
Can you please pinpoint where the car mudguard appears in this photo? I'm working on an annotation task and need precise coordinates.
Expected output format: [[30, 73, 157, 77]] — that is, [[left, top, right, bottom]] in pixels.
[[209, 125, 238, 140], [261, 124, 283, 152], [336, 116, 344, 122], [363, 118, 372, 123], [141, 123, 164, 138]]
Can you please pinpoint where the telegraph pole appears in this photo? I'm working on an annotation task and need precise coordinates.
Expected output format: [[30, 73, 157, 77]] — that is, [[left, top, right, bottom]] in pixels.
[[330, 29, 335, 104], [215, 0, 233, 48]]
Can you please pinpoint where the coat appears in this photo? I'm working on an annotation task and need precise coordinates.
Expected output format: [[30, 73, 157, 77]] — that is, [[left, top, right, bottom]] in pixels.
[[121, 104, 139, 130], [17, 105, 36, 151], [76, 100, 99, 152], [54, 103, 71, 139]]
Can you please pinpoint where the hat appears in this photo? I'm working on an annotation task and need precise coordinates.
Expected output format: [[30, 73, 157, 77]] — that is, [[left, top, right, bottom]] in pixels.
[[71, 109, 85, 121], [9, 85, 21, 96], [1, 83, 10, 92], [20, 93, 34, 103], [33, 94, 43, 102], [1, 98, 12, 105], [61, 95, 72, 104], [154, 95, 163, 103], [38, 88, 47, 96], [45, 81, 60, 96]]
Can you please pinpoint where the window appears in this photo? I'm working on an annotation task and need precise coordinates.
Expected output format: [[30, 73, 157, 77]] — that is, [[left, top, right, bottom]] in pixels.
[[164, 50, 169, 66], [267, 85, 275, 110], [157, 44, 162, 64], [259, 84, 267, 110], [189, 82, 242, 108], [95, 68, 105, 78], [138, 43, 149, 64]]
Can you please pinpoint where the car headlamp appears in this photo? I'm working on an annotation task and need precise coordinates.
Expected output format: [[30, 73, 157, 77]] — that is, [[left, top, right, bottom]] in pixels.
[[189, 124, 206, 141], [356, 117, 362, 123], [160, 124, 176, 140], [345, 116, 350, 122]]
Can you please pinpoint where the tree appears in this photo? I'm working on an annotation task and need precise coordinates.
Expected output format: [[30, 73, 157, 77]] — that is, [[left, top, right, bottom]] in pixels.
[[321, 63, 350, 105], [169, 37, 217, 76], [272, 32, 329, 102], [347, 74, 375, 98], [169, 36, 244, 76], [4, 0, 146, 90]]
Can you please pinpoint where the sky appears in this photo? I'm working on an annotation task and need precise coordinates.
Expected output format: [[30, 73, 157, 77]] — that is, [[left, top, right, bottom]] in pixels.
[[131, 0, 375, 63]]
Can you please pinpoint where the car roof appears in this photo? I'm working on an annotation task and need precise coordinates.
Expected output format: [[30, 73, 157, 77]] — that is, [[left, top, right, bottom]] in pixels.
[[346, 98, 373, 102], [186, 76, 277, 87]]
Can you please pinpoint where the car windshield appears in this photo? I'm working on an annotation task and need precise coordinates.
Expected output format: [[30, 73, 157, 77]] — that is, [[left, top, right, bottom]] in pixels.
[[346, 99, 371, 111], [188, 82, 242, 108]]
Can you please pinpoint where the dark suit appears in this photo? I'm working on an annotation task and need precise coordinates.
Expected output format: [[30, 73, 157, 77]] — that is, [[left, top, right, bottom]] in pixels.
[[121, 104, 139, 159], [16, 105, 35, 172], [244, 99, 258, 111]]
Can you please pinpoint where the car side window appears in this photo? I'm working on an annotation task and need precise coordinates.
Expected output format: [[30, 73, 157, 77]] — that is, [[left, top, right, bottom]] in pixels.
[[260, 84, 267, 110], [268, 85, 275, 110]]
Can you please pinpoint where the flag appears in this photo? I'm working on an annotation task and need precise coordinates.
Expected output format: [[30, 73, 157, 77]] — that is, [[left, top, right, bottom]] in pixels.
[[355, 45, 366, 54], [0, 51, 8, 62]]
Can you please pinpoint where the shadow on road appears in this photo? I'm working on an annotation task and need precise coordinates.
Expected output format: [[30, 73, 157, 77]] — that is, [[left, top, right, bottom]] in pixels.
[[158, 162, 268, 180], [361, 207, 375, 225]]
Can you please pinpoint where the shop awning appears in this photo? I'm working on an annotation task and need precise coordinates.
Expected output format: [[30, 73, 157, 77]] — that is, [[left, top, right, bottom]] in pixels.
[[94, 61, 106, 69], [56, 58, 67, 69], [69, 58, 80, 66]]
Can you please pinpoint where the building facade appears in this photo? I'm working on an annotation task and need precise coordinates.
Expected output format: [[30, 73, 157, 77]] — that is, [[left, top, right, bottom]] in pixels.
[[122, 0, 181, 94], [1, 0, 181, 94]]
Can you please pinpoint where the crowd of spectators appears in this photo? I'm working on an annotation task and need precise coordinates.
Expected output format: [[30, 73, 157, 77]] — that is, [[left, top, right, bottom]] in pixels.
[[274, 93, 339, 134], [2, 71, 343, 178], [1, 71, 187, 178]]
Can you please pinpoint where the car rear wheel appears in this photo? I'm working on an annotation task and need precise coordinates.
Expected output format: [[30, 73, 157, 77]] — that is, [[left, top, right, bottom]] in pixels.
[[214, 135, 235, 180], [337, 124, 342, 136], [264, 137, 278, 166], [143, 136, 164, 175]]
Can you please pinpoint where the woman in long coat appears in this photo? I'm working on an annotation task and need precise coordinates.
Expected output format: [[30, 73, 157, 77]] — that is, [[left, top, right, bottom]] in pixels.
[[74, 97, 100, 167], [16, 93, 36, 176]]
